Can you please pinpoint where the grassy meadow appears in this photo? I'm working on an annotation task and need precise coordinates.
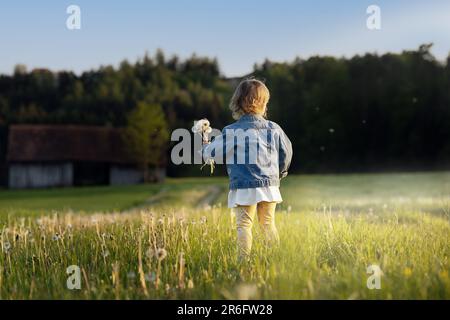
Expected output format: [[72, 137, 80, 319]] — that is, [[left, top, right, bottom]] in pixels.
[[0, 172, 449, 299]]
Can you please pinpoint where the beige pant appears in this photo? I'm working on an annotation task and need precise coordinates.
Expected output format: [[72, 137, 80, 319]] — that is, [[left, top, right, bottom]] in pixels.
[[235, 201, 280, 258]]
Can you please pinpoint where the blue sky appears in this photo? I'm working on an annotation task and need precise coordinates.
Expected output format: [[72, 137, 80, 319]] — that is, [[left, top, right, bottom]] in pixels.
[[0, 0, 449, 76]]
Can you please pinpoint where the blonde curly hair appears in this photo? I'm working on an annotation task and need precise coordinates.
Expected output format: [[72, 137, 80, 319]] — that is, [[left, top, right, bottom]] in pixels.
[[229, 78, 270, 120]]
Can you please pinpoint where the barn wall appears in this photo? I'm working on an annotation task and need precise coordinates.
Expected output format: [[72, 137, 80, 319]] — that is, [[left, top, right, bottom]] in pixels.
[[9, 163, 73, 189], [109, 166, 144, 185], [152, 168, 166, 182], [110, 166, 166, 185]]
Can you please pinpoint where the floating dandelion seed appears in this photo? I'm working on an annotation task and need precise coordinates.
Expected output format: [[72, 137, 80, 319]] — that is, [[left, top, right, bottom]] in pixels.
[[329, 128, 335, 133], [320, 146, 325, 152], [156, 248, 167, 261]]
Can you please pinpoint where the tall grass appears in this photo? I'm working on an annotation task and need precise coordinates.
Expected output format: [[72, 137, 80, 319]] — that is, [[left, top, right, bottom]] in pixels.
[[0, 173, 448, 299], [0, 206, 448, 299]]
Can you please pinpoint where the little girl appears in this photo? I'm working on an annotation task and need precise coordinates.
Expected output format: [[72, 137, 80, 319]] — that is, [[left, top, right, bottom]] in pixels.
[[202, 78, 292, 259]]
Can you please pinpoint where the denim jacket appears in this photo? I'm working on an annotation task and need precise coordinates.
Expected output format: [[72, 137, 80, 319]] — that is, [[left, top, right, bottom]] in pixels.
[[202, 114, 293, 190]]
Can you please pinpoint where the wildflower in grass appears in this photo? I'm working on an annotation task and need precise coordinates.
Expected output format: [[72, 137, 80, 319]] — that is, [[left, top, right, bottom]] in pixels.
[[404, 267, 413, 277], [145, 272, 156, 283], [146, 248, 156, 259], [52, 233, 61, 241], [102, 249, 110, 258], [156, 248, 167, 261], [235, 283, 258, 300], [3, 241, 11, 253], [165, 283, 171, 294], [200, 216, 207, 224], [187, 279, 194, 289]]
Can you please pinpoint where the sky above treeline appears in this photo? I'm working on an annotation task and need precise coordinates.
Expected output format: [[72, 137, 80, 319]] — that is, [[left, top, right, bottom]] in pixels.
[[1, 0, 449, 77]]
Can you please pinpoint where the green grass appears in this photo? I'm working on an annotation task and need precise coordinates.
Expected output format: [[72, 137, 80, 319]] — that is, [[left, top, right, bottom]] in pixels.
[[0, 177, 225, 216], [0, 172, 449, 299]]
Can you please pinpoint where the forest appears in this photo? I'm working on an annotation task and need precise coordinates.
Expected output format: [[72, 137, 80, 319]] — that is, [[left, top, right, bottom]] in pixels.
[[1, 44, 449, 179]]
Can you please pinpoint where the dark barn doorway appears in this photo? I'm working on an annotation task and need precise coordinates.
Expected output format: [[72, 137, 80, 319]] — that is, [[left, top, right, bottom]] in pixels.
[[73, 162, 109, 186]]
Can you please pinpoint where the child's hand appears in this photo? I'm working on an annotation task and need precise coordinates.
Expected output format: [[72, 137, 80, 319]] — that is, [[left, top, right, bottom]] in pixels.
[[192, 119, 212, 143]]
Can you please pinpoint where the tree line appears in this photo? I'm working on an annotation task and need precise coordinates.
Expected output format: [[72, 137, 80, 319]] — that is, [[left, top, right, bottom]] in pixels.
[[0, 44, 449, 178]]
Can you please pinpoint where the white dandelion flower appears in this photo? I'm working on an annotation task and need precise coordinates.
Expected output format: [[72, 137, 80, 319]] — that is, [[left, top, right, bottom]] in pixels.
[[146, 248, 156, 259], [235, 283, 258, 300], [156, 248, 167, 261], [3, 241, 11, 252]]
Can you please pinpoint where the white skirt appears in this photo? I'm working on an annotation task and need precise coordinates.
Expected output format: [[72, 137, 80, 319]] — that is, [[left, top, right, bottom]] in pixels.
[[228, 186, 283, 208]]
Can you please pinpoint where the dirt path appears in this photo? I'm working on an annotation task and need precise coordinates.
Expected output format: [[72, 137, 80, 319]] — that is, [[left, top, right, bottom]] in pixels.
[[124, 184, 225, 213], [195, 185, 224, 209]]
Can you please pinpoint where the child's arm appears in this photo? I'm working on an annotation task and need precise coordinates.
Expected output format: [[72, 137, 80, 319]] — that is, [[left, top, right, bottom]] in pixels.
[[278, 129, 293, 178]]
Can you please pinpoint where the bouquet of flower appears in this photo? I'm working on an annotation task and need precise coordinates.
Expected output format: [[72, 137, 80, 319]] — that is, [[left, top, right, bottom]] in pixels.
[[192, 119, 214, 174], [191, 119, 212, 143]]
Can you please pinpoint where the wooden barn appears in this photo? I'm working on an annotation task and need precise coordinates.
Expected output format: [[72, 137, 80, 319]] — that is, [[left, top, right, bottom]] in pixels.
[[6, 125, 165, 189]]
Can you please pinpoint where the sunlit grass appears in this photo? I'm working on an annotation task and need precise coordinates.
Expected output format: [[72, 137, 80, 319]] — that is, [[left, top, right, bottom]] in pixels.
[[0, 173, 448, 299]]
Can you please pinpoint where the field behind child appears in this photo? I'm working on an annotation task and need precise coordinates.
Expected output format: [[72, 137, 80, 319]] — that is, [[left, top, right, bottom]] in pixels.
[[0, 172, 449, 299]]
